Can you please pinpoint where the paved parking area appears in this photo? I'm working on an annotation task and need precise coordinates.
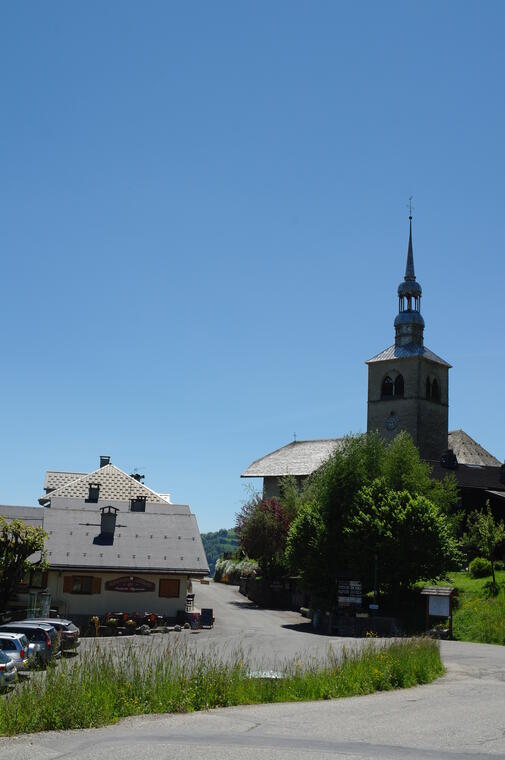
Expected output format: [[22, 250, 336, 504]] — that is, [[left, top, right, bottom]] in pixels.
[[79, 580, 368, 668]]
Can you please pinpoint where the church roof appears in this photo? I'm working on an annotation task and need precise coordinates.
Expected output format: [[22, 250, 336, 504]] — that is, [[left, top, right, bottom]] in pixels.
[[366, 344, 451, 367], [39, 464, 170, 505], [241, 439, 344, 478], [447, 429, 501, 467]]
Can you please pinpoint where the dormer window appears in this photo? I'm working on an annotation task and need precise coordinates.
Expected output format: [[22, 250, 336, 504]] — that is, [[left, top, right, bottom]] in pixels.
[[86, 483, 100, 503], [130, 497, 146, 512]]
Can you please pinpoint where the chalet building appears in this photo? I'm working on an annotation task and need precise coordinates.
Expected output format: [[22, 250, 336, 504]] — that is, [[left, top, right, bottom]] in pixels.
[[242, 216, 505, 512], [1, 457, 208, 621]]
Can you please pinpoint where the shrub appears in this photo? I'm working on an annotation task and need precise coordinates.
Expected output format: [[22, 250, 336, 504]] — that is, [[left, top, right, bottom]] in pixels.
[[214, 557, 258, 584], [469, 557, 492, 578]]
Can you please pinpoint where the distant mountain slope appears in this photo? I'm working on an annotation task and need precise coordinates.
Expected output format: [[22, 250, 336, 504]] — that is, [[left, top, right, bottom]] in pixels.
[[201, 528, 238, 576]]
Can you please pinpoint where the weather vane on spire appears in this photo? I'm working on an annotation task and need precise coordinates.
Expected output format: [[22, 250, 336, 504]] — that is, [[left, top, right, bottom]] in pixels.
[[407, 196, 414, 219]]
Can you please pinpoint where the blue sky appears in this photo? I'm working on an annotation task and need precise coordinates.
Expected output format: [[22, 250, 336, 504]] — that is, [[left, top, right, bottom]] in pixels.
[[1, 1, 504, 532]]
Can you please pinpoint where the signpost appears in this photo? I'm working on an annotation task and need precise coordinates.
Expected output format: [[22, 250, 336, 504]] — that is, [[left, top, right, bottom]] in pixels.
[[421, 586, 456, 639], [338, 580, 362, 607]]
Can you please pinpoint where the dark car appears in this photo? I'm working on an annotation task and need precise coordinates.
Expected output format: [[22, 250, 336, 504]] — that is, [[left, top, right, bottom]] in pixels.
[[0, 622, 59, 665], [23, 618, 80, 652], [0, 649, 17, 690]]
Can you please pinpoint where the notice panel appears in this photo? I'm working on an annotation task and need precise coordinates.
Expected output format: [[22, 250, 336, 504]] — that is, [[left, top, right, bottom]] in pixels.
[[428, 595, 450, 617]]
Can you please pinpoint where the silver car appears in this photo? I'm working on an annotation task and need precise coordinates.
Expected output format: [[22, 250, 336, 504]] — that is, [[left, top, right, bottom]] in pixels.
[[0, 632, 38, 671], [0, 649, 18, 690], [0, 622, 59, 665]]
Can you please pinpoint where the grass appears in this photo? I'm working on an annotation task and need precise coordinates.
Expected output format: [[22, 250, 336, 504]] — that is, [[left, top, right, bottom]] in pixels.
[[0, 637, 443, 735], [441, 570, 505, 645]]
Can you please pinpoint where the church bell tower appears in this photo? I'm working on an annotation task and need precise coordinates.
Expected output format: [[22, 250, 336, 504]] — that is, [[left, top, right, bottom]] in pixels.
[[366, 213, 451, 461]]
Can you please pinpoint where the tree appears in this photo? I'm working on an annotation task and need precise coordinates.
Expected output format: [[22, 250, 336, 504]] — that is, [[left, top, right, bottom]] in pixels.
[[285, 501, 326, 600], [466, 504, 505, 590], [236, 496, 290, 579], [0, 517, 47, 609], [344, 478, 460, 591], [286, 432, 461, 600]]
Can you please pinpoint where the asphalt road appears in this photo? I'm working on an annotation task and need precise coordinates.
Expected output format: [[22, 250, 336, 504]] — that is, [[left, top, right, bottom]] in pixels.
[[3, 581, 505, 760]]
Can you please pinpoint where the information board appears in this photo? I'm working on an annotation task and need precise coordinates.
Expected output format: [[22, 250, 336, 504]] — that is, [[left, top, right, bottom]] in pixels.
[[428, 595, 450, 617]]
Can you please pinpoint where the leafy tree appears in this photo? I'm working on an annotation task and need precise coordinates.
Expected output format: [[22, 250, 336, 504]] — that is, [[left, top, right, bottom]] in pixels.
[[285, 501, 325, 600], [0, 517, 47, 608], [344, 477, 460, 591], [289, 432, 386, 598], [382, 432, 459, 514], [466, 504, 505, 590], [286, 432, 461, 600], [236, 496, 290, 579]]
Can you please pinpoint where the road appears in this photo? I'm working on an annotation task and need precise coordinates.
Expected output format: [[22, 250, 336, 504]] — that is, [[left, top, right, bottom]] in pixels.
[[3, 581, 505, 760]]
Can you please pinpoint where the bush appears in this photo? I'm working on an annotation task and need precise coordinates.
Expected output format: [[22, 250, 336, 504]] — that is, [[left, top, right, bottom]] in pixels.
[[469, 557, 492, 578], [214, 557, 258, 584]]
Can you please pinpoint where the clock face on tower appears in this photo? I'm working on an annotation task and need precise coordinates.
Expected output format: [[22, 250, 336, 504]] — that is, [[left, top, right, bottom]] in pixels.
[[386, 413, 399, 431]]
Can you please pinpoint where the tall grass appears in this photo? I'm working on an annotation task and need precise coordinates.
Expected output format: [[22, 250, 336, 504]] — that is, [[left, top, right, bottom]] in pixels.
[[454, 586, 505, 644], [0, 637, 443, 736]]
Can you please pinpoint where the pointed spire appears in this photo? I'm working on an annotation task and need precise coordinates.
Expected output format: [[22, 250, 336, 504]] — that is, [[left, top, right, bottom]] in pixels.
[[405, 215, 415, 281]]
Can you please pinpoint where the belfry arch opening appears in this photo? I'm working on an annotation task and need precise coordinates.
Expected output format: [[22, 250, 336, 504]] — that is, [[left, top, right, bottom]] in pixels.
[[381, 374, 404, 399]]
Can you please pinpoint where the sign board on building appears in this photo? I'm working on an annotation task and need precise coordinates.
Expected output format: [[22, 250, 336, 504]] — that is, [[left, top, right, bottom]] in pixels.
[[105, 576, 155, 593], [338, 580, 362, 607]]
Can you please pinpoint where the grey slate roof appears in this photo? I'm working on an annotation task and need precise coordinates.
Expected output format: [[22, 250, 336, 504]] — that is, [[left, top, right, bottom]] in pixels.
[[366, 344, 451, 367], [43, 505, 209, 575], [448, 429, 501, 467], [0, 505, 45, 527], [242, 439, 344, 478], [44, 471, 87, 492], [39, 464, 169, 505]]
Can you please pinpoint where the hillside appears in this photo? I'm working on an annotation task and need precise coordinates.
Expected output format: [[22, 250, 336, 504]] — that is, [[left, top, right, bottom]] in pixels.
[[201, 528, 238, 575]]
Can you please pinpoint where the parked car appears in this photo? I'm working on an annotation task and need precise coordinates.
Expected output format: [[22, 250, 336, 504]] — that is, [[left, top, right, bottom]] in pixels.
[[0, 622, 59, 665], [0, 649, 18, 690], [23, 618, 80, 652], [0, 632, 38, 671]]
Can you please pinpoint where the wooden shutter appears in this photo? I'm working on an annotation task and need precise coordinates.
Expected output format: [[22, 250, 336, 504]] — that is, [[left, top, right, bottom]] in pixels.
[[92, 576, 102, 594], [63, 576, 73, 593], [159, 579, 180, 598]]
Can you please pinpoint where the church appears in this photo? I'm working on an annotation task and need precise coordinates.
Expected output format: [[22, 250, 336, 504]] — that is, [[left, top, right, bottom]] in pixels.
[[242, 216, 505, 512]]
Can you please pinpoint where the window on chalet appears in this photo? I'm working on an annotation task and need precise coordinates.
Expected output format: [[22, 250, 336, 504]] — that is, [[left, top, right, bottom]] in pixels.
[[17, 569, 48, 590], [130, 497, 146, 512], [63, 575, 101, 595], [86, 483, 100, 503], [159, 579, 180, 598]]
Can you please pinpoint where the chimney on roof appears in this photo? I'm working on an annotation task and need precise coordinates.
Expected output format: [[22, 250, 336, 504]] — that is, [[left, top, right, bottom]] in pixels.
[[100, 506, 118, 537], [100, 456, 111, 468], [440, 449, 458, 470]]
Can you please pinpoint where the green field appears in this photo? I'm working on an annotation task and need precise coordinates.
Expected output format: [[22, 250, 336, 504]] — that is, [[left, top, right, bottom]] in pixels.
[[438, 571, 505, 645]]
